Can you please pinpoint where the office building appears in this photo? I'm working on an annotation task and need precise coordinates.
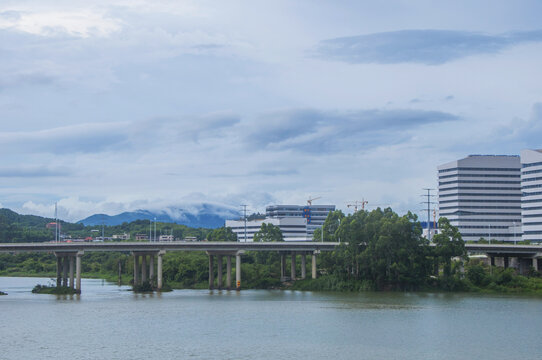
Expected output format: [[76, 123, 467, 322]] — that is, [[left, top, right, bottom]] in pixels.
[[521, 149, 542, 242], [438, 155, 522, 242], [225, 217, 309, 242], [266, 204, 336, 237]]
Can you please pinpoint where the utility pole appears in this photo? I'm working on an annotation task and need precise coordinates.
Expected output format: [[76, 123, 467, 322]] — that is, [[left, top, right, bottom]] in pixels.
[[421, 188, 436, 242], [54, 202, 58, 243], [240, 205, 248, 242]]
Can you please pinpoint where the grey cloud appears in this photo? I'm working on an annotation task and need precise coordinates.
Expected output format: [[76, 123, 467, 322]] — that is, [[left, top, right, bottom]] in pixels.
[[315, 29, 542, 65], [0, 113, 241, 155], [244, 108, 458, 153], [0, 122, 130, 154], [0, 166, 72, 178], [0, 72, 56, 91]]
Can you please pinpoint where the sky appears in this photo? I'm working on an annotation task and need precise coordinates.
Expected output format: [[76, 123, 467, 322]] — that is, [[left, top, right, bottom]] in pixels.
[[1, 0, 542, 222]]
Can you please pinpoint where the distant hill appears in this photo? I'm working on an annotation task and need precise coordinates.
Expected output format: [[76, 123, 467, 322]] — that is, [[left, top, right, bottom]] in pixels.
[[78, 204, 240, 229]]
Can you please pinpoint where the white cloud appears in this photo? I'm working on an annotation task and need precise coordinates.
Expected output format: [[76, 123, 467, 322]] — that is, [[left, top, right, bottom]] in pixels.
[[0, 9, 122, 38]]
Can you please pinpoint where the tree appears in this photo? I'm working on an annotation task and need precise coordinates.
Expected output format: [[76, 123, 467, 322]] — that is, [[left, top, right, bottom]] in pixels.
[[433, 217, 466, 279], [253, 223, 283, 242], [206, 227, 237, 242]]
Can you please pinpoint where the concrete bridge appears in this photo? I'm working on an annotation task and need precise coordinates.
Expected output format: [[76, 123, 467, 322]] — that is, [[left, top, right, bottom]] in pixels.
[[0, 241, 339, 293], [463, 243, 542, 274], [1, 241, 541, 293]]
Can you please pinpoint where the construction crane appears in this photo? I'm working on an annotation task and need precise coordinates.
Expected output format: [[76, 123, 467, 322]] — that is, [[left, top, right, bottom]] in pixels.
[[307, 196, 321, 206], [347, 199, 368, 212]]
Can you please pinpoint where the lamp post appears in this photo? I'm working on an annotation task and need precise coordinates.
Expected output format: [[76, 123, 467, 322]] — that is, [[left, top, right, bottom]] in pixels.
[[513, 221, 517, 245]]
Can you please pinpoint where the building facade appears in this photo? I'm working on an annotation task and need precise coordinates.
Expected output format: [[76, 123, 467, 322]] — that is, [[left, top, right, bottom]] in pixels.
[[438, 155, 522, 242], [266, 204, 336, 237], [521, 149, 542, 243], [225, 217, 309, 242]]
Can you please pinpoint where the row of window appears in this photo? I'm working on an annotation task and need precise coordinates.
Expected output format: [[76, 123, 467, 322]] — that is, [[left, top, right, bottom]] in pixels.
[[522, 169, 542, 175], [523, 191, 542, 197], [440, 186, 520, 191], [457, 225, 510, 229], [522, 206, 542, 211], [439, 173, 520, 179], [520, 176, 542, 182], [523, 222, 542, 226], [450, 219, 521, 223], [440, 199, 521, 204], [440, 180, 520, 186], [440, 206, 521, 210], [440, 211, 521, 216], [460, 233, 518, 237], [522, 161, 542, 168], [522, 214, 542, 218], [522, 198, 542, 203], [522, 231, 542, 235], [439, 167, 519, 173], [522, 184, 542, 190], [439, 193, 519, 198]]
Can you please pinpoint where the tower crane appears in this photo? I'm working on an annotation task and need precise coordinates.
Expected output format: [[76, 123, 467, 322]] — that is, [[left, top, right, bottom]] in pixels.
[[347, 199, 368, 212], [307, 196, 321, 206]]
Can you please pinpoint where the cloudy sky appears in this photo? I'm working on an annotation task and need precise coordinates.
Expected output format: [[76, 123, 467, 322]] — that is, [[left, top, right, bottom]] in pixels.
[[1, 0, 542, 222]]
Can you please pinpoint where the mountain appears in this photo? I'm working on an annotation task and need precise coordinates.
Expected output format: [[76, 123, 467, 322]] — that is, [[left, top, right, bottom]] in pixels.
[[77, 204, 240, 229]]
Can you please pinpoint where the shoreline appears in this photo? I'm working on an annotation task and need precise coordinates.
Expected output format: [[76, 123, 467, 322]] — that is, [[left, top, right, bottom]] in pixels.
[[2, 273, 542, 296]]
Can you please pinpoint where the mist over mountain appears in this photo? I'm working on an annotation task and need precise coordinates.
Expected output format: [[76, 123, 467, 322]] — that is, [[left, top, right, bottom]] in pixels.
[[78, 204, 240, 229]]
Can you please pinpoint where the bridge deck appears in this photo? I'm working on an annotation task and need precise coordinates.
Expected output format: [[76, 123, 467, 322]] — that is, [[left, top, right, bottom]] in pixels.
[[0, 241, 341, 253]]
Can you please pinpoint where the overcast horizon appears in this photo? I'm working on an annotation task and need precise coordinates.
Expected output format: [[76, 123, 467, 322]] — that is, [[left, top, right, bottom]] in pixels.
[[1, 1, 542, 223]]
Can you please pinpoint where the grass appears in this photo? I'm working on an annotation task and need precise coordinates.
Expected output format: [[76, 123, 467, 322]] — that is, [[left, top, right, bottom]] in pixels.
[[32, 284, 78, 295]]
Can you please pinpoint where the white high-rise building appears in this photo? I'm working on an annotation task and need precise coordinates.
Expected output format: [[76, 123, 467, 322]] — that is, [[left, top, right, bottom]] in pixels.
[[438, 155, 522, 242], [266, 204, 335, 237], [521, 149, 542, 243]]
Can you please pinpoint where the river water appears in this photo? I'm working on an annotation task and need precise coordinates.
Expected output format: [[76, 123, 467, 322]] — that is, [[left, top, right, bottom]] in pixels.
[[1, 277, 541, 360]]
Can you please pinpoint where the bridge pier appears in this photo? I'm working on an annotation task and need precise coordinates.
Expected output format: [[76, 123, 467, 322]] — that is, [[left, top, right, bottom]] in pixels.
[[226, 255, 232, 290], [149, 255, 155, 286], [133, 254, 140, 285], [236, 252, 241, 291], [132, 251, 163, 289], [56, 256, 62, 287], [291, 252, 296, 280], [76, 251, 83, 293], [301, 254, 306, 279], [504, 256, 509, 269], [208, 254, 215, 290], [141, 255, 148, 283], [312, 251, 318, 279], [217, 255, 223, 290], [157, 251, 165, 290], [62, 256, 69, 287], [69, 256, 75, 289], [208, 251, 240, 290], [54, 252, 82, 293], [533, 258, 539, 272], [280, 253, 288, 281]]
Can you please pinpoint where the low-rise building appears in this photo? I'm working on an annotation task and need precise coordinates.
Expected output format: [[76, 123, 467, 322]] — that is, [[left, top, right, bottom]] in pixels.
[[112, 233, 130, 240]]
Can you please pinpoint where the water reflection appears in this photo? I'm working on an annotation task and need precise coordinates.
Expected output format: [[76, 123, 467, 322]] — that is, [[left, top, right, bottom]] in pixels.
[[1, 277, 542, 360]]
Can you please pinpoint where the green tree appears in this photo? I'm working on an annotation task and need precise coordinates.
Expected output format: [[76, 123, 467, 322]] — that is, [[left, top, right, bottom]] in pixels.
[[433, 217, 466, 279], [313, 210, 345, 242], [253, 223, 283, 242], [206, 227, 237, 242]]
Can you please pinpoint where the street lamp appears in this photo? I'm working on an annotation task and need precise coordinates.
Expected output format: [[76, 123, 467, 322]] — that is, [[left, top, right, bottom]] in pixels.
[[513, 221, 517, 245]]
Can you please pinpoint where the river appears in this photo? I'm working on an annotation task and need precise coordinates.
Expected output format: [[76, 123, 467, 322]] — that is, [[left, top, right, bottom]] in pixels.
[[1, 277, 541, 360]]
